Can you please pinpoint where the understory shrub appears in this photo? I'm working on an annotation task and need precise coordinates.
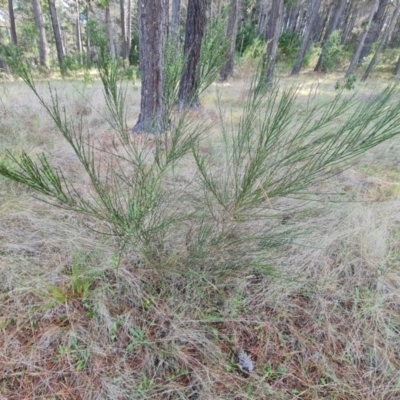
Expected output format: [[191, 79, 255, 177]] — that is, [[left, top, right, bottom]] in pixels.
[[242, 37, 266, 60], [320, 30, 343, 72], [278, 29, 314, 68], [61, 52, 87, 72], [335, 74, 357, 90], [236, 21, 259, 56], [129, 32, 139, 66], [278, 29, 301, 63]]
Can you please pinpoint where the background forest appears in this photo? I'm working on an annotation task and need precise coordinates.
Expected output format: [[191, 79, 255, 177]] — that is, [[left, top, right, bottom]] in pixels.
[[0, 0, 400, 80], [2, 1, 400, 400]]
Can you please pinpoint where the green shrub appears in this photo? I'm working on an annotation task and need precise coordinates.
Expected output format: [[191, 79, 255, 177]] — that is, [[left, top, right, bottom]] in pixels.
[[302, 41, 316, 68], [277, 29, 317, 69], [198, 16, 230, 94], [278, 29, 301, 62], [17, 21, 38, 60], [129, 32, 139, 66], [62, 52, 86, 72], [123, 65, 138, 84], [335, 74, 357, 91], [82, 69, 93, 84], [236, 21, 259, 56], [243, 37, 266, 60], [2, 48, 400, 275], [320, 30, 343, 72], [86, 18, 108, 62]]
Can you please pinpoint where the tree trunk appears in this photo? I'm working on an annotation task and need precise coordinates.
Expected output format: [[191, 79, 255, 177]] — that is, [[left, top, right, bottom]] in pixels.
[[105, 5, 116, 58], [360, 0, 389, 60], [220, 0, 239, 82], [120, 0, 127, 59], [346, 0, 379, 76], [264, 0, 284, 83], [362, 3, 400, 82], [298, 8, 308, 35], [76, 0, 83, 64], [340, 1, 352, 42], [0, 59, 9, 74], [317, 3, 332, 43], [215, 0, 223, 19], [131, 0, 167, 133], [171, 0, 181, 44], [325, 0, 347, 41], [32, 0, 49, 68], [86, 0, 92, 64], [288, 1, 301, 32], [48, 0, 65, 71], [393, 54, 400, 75], [178, 0, 207, 109], [341, 2, 359, 44], [315, 0, 347, 72], [164, 0, 170, 35], [389, 16, 400, 47], [126, 0, 132, 60], [312, 0, 329, 42], [257, 0, 269, 36], [291, 0, 323, 75], [8, 0, 18, 46]]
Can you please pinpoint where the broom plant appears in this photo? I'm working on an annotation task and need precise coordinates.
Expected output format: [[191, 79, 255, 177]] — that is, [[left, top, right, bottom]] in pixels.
[[1, 44, 400, 273]]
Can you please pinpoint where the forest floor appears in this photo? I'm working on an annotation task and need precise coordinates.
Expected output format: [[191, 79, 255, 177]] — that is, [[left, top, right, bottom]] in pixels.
[[1, 69, 400, 399]]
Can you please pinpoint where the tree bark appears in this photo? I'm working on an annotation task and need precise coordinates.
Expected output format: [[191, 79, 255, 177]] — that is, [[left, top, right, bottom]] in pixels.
[[298, 8, 308, 36], [325, 0, 347, 41], [340, 1, 353, 43], [164, 0, 170, 36], [8, 0, 18, 46], [288, 1, 301, 32], [0, 59, 9, 74], [264, 0, 284, 83], [346, 8, 358, 42], [293, 3, 305, 34], [360, 0, 390, 60], [346, 0, 379, 76], [48, 0, 65, 70], [220, 0, 239, 82], [362, 2, 400, 81], [178, 0, 207, 109], [105, 5, 116, 58], [316, 3, 332, 43], [32, 0, 49, 68], [120, 0, 127, 59], [215, 0, 223, 19], [75, 0, 83, 64], [291, 0, 323, 75], [389, 16, 400, 47], [132, 0, 167, 133], [126, 0, 132, 60], [171, 0, 181, 44], [315, 0, 347, 72], [86, 0, 92, 64], [257, 0, 269, 36]]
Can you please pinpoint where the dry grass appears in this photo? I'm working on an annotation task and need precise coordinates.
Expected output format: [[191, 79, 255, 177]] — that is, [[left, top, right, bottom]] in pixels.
[[1, 71, 400, 399]]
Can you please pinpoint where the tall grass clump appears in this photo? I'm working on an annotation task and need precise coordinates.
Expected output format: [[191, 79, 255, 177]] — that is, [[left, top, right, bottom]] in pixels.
[[1, 46, 400, 276]]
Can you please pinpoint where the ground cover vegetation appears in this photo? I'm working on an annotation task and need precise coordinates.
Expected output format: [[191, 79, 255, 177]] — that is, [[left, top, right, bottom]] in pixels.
[[2, 0, 400, 399]]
